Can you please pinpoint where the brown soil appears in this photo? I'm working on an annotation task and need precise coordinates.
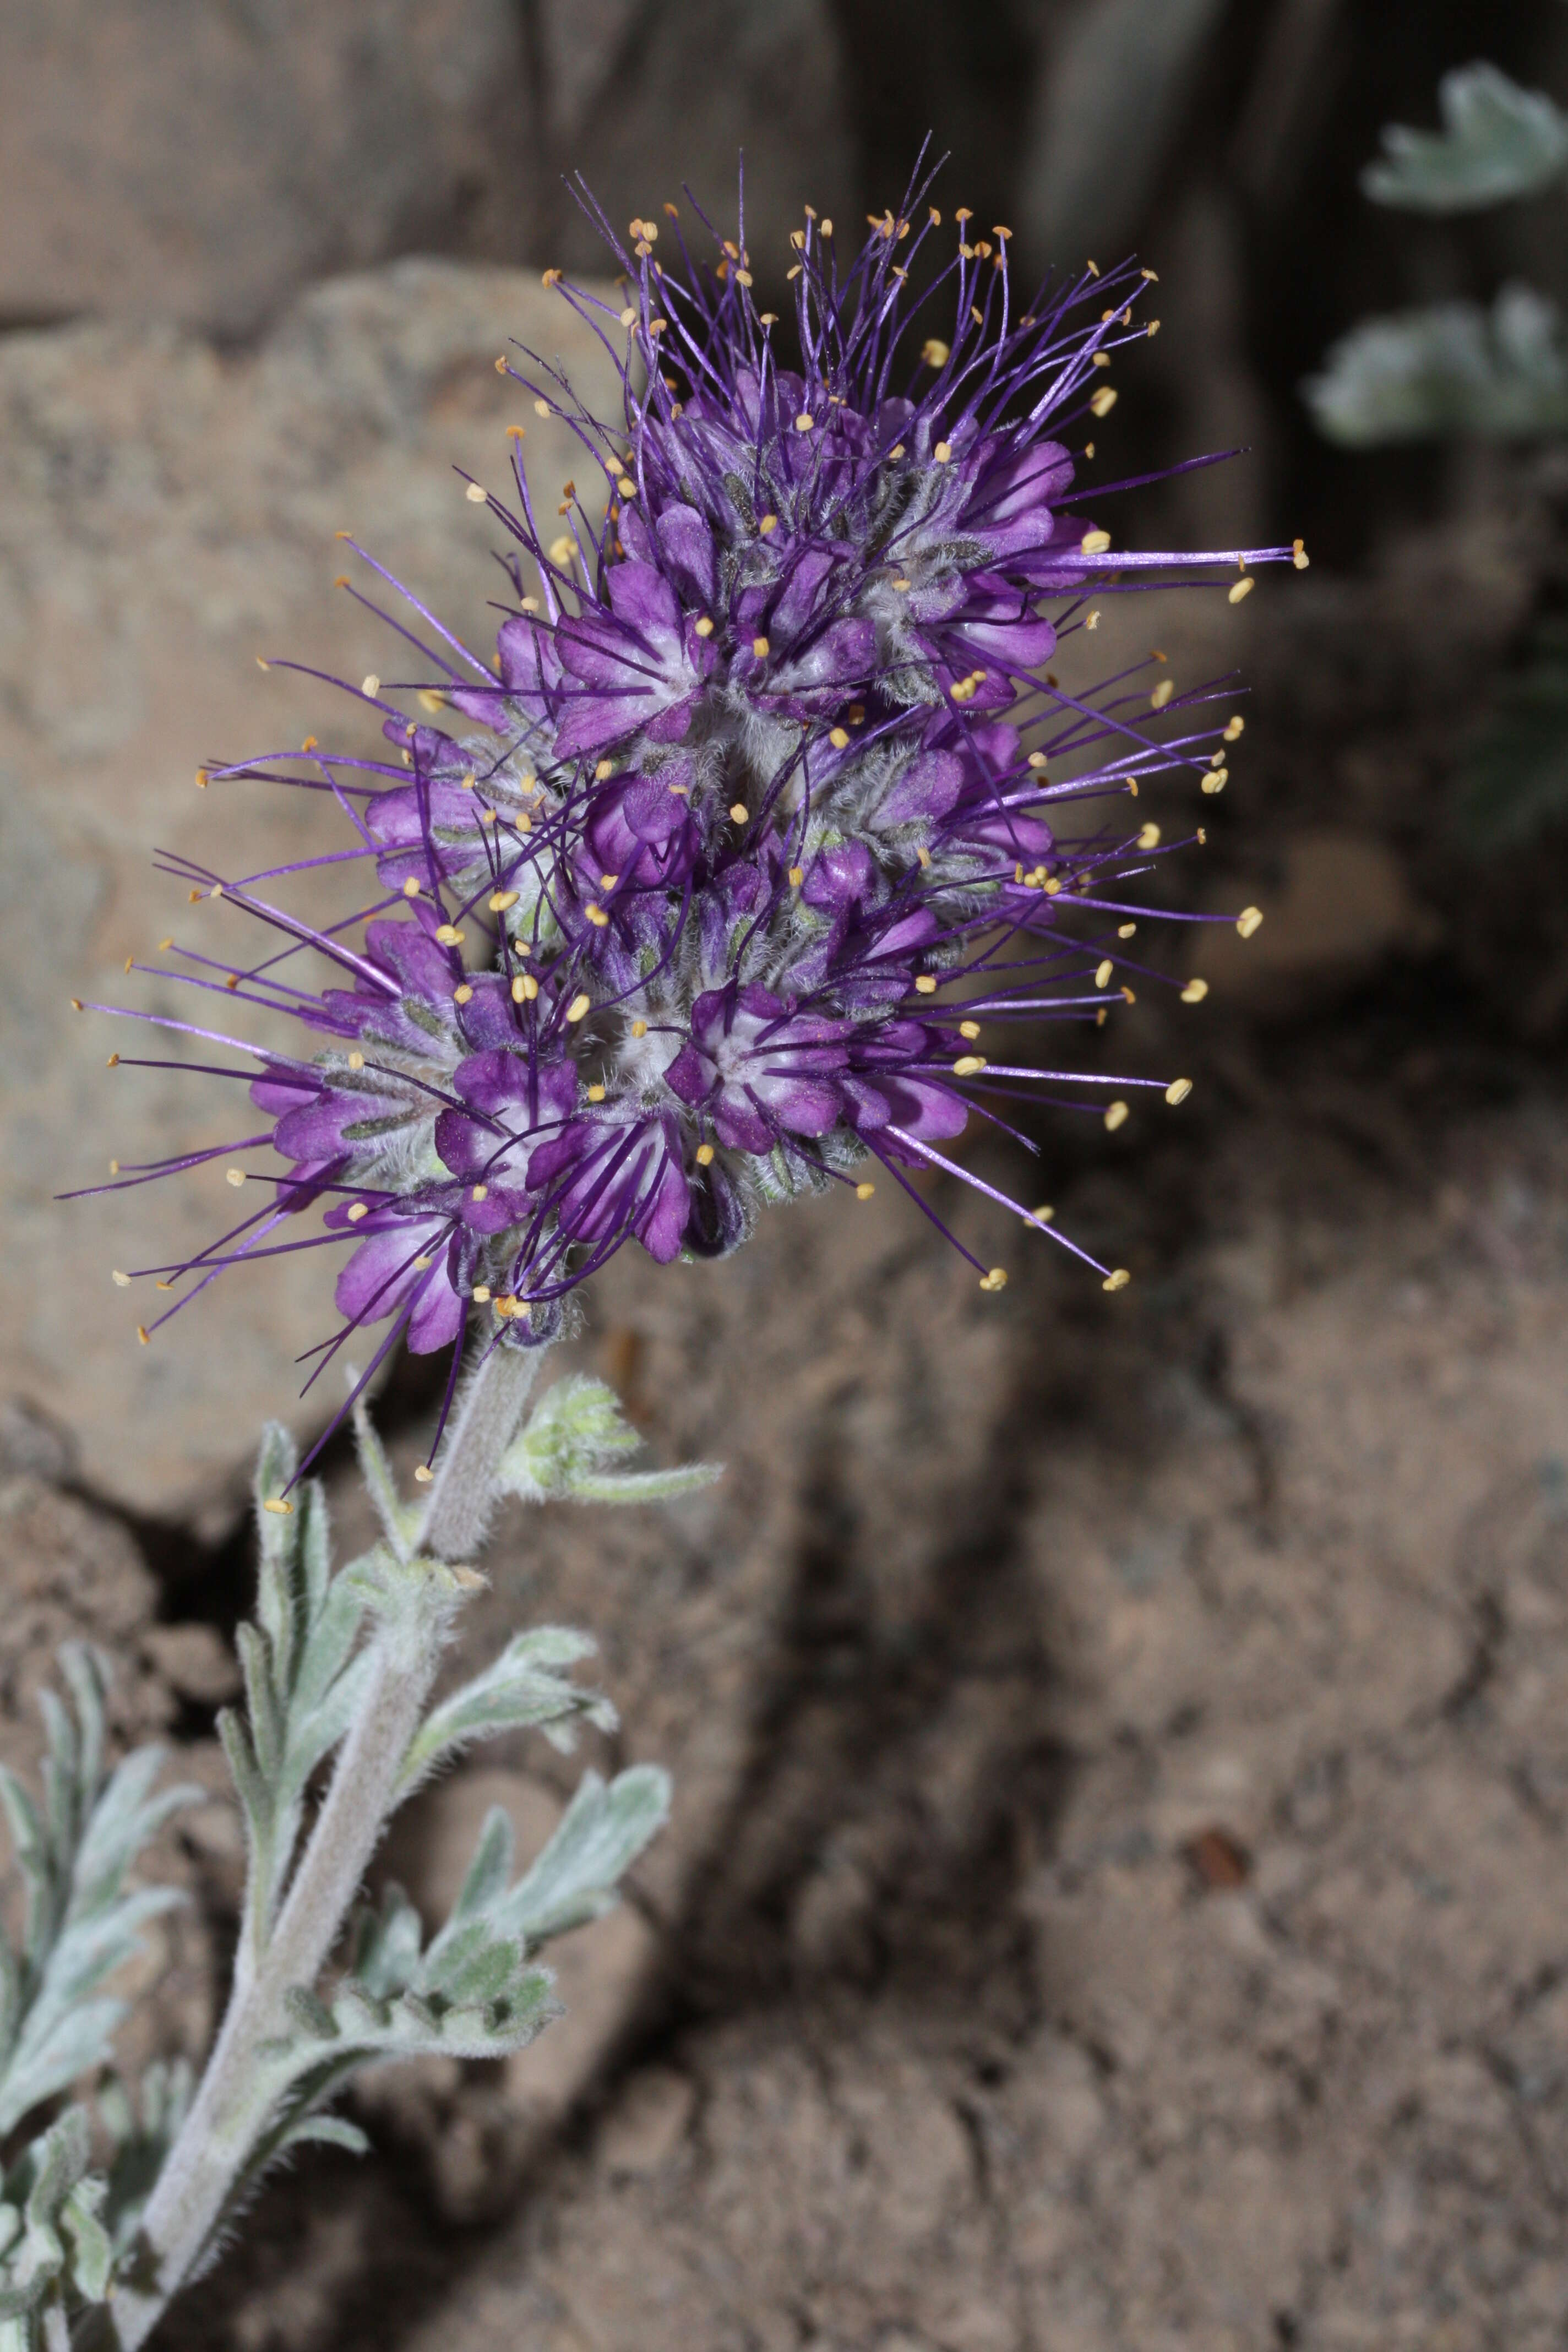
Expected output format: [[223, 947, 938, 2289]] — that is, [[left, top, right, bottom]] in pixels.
[[122, 1016, 1568, 2352]]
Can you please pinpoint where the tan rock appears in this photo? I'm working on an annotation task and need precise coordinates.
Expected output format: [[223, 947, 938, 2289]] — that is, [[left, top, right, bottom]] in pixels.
[[0, 0, 533, 336], [0, 263, 621, 1512]]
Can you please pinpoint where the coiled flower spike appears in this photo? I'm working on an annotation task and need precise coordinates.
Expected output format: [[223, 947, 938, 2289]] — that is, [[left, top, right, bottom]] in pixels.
[[71, 158, 1302, 1466]]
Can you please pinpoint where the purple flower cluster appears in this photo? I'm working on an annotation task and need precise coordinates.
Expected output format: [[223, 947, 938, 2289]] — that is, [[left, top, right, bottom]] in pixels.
[[78, 172, 1299, 1431]]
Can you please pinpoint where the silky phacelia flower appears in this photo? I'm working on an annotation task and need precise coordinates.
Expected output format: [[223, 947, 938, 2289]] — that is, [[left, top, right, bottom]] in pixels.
[[74, 162, 1301, 1456]]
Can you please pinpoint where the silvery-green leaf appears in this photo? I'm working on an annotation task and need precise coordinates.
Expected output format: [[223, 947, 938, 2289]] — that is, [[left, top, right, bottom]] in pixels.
[[490, 1766, 671, 1945], [565, 1463, 724, 1507], [1363, 63, 1568, 211], [1305, 285, 1568, 444], [447, 1806, 514, 1924], [395, 1627, 612, 1796], [0, 1657, 197, 2141], [278, 2116, 369, 2158], [352, 1393, 422, 1562]]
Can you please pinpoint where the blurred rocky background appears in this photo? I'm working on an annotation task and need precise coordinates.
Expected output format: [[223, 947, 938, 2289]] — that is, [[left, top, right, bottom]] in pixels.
[[5, 1, 1568, 2345]]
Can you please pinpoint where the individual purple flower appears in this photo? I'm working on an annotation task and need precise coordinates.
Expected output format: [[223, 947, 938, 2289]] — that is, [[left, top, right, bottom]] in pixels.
[[77, 156, 1302, 1464]]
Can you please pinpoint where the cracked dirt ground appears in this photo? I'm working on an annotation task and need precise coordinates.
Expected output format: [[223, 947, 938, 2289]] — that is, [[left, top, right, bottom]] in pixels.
[[69, 1012, 1558, 2352]]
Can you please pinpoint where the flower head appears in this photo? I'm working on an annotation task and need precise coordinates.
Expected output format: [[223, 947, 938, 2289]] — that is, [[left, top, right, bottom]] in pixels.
[[74, 165, 1298, 1461]]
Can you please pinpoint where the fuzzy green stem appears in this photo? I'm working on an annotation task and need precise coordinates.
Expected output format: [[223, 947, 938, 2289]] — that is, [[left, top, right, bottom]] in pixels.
[[100, 1344, 542, 2348]]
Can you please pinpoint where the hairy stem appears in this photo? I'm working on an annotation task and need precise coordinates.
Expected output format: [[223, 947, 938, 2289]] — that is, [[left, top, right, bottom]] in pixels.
[[418, 1343, 541, 1561], [102, 1346, 542, 2348]]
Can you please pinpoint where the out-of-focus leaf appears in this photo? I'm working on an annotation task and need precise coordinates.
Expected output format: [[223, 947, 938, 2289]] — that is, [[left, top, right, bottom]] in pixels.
[[1304, 285, 1568, 444], [1363, 63, 1568, 213], [1456, 614, 1568, 848]]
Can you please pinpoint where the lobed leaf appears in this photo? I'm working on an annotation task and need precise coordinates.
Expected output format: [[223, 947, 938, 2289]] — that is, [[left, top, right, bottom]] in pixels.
[[1304, 285, 1568, 444], [1363, 62, 1568, 213]]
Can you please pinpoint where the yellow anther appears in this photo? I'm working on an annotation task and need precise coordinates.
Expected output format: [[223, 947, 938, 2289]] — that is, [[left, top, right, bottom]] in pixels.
[[631, 1018, 648, 1037], [695, 1142, 715, 1166], [1027, 751, 1048, 770], [1081, 529, 1112, 555], [695, 616, 716, 636], [829, 727, 850, 749], [361, 673, 380, 696], [796, 412, 815, 432], [136, 1325, 150, 1345], [226, 1167, 246, 1188], [111, 1269, 130, 1288], [1202, 770, 1228, 796], [618, 477, 636, 498], [752, 636, 770, 657], [1118, 923, 1136, 939], [953, 1054, 986, 1075], [1180, 978, 1209, 1003], [1137, 822, 1162, 850], [1224, 715, 1245, 741], [1102, 1267, 1131, 1292], [1166, 1078, 1193, 1105], [729, 802, 749, 824], [412, 1255, 433, 1270], [567, 992, 592, 1021], [454, 982, 474, 1004], [1150, 679, 1175, 712], [472, 1284, 492, 1303], [959, 1020, 981, 1040], [759, 513, 778, 535], [465, 482, 488, 504], [1237, 906, 1264, 939], [434, 924, 464, 946], [917, 846, 932, 867], [788, 865, 805, 887], [1090, 386, 1118, 418], [921, 339, 950, 367], [915, 974, 938, 994], [412, 1464, 434, 1484], [1292, 538, 1310, 569], [1229, 575, 1255, 604], [548, 534, 577, 567], [1032, 1205, 1054, 1224], [934, 440, 952, 463], [978, 1268, 1008, 1293], [490, 889, 520, 912], [346, 1202, 368, 1222], [856, 1181, 876, 1201], [1095, 960, 1114, 988], [262, 1498, 294, 1516], [586, 1083, 606, 1102], [586, 903, 610, 927]]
